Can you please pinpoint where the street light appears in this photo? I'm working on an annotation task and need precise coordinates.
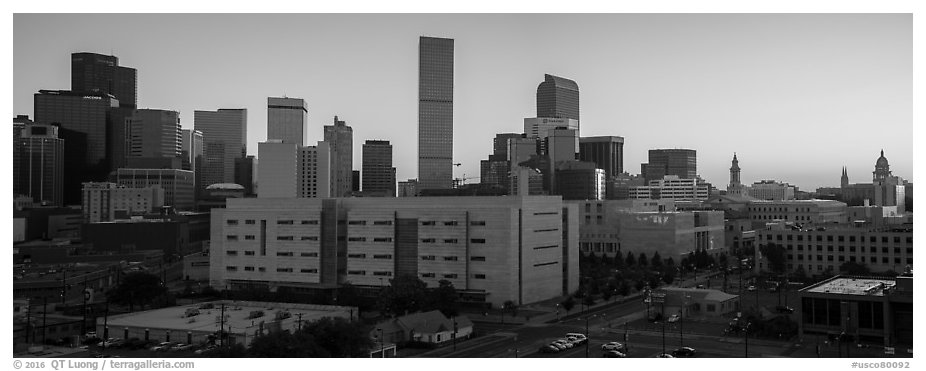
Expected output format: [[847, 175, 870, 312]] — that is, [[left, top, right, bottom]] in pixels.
[[584, 314, 597, 358], [744, 322, 752, 358]]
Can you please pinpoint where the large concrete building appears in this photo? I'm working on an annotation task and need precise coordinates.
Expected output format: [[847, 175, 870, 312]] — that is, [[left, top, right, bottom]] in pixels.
[[417, 36, 454, 191], [194, 108, 247, 187], [755, 222, 912, 277], [324, 116, 353, 197], [257, 141, 299, 198], [14, 121, 64, 206], [209, 196, 579, 306], [641, 149, 697, 183], [628, 175, 710, 201], [81, 182, 164, 223], [361, 140, 396, 197], [746, 199, 847, 227], [748, 180, 796, 201], [298, 142, 331, 198], [267, 97, 307, 146], [110, 168, 195, 211]]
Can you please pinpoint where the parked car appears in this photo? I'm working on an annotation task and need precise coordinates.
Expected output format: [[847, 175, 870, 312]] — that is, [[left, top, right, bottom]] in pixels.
[[747, 285, 757, 292], [548, 342, 568, 351], [539, 344, 560, 353], [553, 339, 574, 349], [776, 306, 795, 314], [565, 333, 588, 345], [170, 343, 196, 352], [672, 346, 697, 357], [601, 342, 626, 352], [603, 350, 627, 358], [99, 338, 124, 348], [194, 345, 218, 355], [655, 353, 675, 358], [667, 314, 680, 323], [150, 342, 175, 352]]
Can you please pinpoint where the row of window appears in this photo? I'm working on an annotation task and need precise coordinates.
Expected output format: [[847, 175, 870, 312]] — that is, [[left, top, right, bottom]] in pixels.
[[784, 245, 911, 254], [420, 255, 462, 261], [226, 250, 319, 257], [346, 254, 394, 259], [763, 234, 910, 244], [347, 270, 393, 276], [226, 266, 317, 273], [227, 219, 320, 225], [787, 254, 912, 265]]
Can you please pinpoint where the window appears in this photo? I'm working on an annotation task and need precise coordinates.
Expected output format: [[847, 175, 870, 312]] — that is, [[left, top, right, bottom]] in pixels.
[[244, 251, 255, 256], [470, 221, 486, 226], [348, 220, 366, 225], [347, 237, 367, 242], [245, 235, 255, 240], [474, 274, 486, 279], [444, 256, 459, 261], [244, 266, 254, 271], [276, 268, 294, 273], [277, 220, 294, 225], [301, 220, 319, 225], [226, 219, 238, 225], [226, 235, 238, 241], [533, 261, 559, 267], [373, 254, 393, 259], [226, 251, 238, 256], [470, 256, 486, 261], [300, 252, 318, 257], [535, 228, 559, 232], [226, 266, 237, 271], [301, 236, 318, 241], [533, 245, 558, 250], [443, 274, 458, 279], [348, 253, 367, 258], [373, 237, 393, 242], [245, 219, 256, 225], [373, 221, 393, 226], [277, 236, 294, 241], [373, 271, 393, 276], [444, 239, 458, 243], [421, 273, 435, 278], [259, 267, 266, 272], [470, 238, 486, 244], [420, 255, 436, 261], [276, 252, 294, 257], [421, 238, 436, 243], [421, 221, 435, 226], [300, 269, 318, 273], [347, 270, 366, 275], [444, 221, 458, 226]]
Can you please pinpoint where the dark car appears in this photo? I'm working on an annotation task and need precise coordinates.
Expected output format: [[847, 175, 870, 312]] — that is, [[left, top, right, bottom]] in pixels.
[[776, 306, 795, 314], [672, 347, 697, 357], [539, 344, 560, 353]]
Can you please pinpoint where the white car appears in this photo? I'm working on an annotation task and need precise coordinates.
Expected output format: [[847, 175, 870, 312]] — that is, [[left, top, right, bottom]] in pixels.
[[565, 333, 588, 345], [603, 350, 627, 358], [747, 285, 757, 292], [601, 341, 626, 351], [667, 314, 680, 323], [553, 339, 574, 349], [548, 342, 568, 351], [149, 342, 175, 352]]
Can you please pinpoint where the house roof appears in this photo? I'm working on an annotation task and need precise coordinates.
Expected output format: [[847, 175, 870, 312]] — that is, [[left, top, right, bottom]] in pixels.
[[376, 310, 473, 336]]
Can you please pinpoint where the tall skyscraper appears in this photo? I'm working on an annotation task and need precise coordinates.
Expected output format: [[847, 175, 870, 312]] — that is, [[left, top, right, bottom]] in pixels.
[[194, 108, 247, 188], [362, 140, 396, 197], [71, 52, 137, 109], [537, 74, 579, 121], [181, 129, 204, 197], [418, 36, 454, 191], [34, 89, 119, 205], [299, 142, 331, 198], [257, 140, 299, 198], [578, 136, 624, 178], [641, 149, 697, 182], [267, 97, 307, 146], [14, 122, 65, 206], [127, 109, 182, 158], [323, 116, 353, 197]]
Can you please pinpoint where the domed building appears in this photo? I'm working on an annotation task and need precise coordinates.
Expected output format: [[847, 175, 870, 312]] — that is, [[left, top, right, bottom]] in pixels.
[[838, 150, 905, 212]]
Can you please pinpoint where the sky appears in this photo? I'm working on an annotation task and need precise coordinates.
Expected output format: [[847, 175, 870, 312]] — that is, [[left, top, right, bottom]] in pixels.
[[12, 13, 912, 191]]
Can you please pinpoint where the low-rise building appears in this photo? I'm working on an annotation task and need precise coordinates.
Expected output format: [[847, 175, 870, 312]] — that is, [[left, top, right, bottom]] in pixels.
[[746, 199, 846, 228], [748, 180, 796, 201], [655, 287, 739, 318], [371, 310, 473, 346], [797, 275, 912, 348], [81, 182, 164, 223]]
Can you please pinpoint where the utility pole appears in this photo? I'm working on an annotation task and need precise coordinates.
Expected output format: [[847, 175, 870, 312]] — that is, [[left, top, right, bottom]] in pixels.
[[42, 297, 48, 344], [25, 299, 31, 344], [219, 303, 226, 347], [296, 313, 304, 331], [744, 322, 750, 358], [101, 300, 109, 357], [81, 276, 88, 336]]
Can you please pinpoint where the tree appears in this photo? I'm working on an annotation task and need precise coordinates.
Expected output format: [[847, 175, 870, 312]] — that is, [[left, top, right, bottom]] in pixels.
[[299, 316, 374, 357], [650, 251, 663, 269], [759, 243, 787, 274], [248, 330, 326, 357], [662, 267, 676, 285], [106, 272, 167, 311], [638, 252, 649, 268], [582, 295, 596, 308], [665, 257, 675, 267], [431, 280, 460, 317], [560, 296, 575, 313], [618, 280, 631, 296], [376, 274, 427, 317], [613, 250, 625, 269], [601, 287, 613, 302], [503, 300, 518, 318], [625, 251, 636, 267], [208, 343, 247, 358]]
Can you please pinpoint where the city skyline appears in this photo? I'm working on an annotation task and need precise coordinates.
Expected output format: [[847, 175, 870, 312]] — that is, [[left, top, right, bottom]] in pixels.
[[13, 13, 912, 190]]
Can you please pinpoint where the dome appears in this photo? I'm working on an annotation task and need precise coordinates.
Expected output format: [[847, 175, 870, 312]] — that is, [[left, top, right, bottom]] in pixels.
[[205, 183, 245, 190], [875, 150, 889, 168]]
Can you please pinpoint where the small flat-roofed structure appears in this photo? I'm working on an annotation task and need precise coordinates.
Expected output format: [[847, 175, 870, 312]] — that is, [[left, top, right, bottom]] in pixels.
[[97, 300, 356, 346]]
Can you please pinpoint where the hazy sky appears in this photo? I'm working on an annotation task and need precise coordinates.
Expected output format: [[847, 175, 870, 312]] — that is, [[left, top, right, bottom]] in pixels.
[[13, 13, 912, 190]]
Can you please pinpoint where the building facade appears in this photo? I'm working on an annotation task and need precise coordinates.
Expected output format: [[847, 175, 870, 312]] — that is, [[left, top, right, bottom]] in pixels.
[[267, 97, 307, 146], [180, 129, 204, 192], [128, 109, 182, 159], [323, 116, 353, 197], [194, 108, 247, 187], [70, 52, 136, 109], [361, 140, 396, 197], [81, 182, 164, 223], [298, 142, 332, 198], [641, 149, 697, 183], [748, 180, 796, 201], [110, 168, 195, 211], [536, 74, 579, 121], [417, 36, 454, 191], [14, 122, 64, 206], [746, 199, 847, 227], [578, 136, 624, 178], [555, 161, 604, 201], [628, 175, 710, 201], [209, 196, 579, 306]]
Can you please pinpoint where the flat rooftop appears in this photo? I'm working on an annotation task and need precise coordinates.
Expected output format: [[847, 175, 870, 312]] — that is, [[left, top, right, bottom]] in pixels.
[[802, 277, 896, 296], [104, 300, 354, 334]]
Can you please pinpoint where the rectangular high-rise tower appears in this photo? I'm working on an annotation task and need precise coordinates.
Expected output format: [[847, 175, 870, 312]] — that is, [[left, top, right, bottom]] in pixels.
[[536, 74, 579, 122], [128, 109, 182, 159], [323, 116, 353, 197], [194, 108, 247, 188], [641, 149, 697, 182], [267, 97, 307, 146], [71, 52, 137, 109], [14, 122, 65, 206], [417, 36, 454, 191], [579, 136, 624, 178], [362, 140, 396, 197]]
